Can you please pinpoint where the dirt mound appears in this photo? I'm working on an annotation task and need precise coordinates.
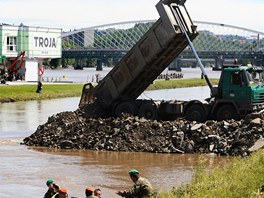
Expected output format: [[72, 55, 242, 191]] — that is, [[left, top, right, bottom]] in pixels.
[[23, 104, 264, 156]]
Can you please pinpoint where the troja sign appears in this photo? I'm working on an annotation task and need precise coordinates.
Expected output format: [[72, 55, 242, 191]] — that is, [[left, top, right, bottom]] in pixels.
[[28, 27, 62, 58], [34, 37, 57, 48]]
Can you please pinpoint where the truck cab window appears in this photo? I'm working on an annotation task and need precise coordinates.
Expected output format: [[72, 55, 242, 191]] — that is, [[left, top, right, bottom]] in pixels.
[[245, 71, 254, 83], [231, 72, 242, 85], [231, 71, 249, 86]]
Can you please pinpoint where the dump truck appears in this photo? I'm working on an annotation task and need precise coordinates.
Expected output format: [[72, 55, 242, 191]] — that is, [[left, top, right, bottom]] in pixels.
[[79, 0, 264, 122]]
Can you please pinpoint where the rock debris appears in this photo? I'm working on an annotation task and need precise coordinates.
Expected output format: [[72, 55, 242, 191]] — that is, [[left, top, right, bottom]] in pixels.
[[23, 104, 264, 156]]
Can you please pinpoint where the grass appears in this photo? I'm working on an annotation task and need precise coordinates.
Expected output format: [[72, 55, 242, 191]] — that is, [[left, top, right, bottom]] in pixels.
[[156, 149, 264, 198], [0, 83, 83, 102], [148, 78, 219, 90], [0, 78, 219, 102]]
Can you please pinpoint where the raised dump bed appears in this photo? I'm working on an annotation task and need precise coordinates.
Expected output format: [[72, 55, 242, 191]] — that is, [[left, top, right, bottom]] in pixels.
[[80, 0, 198, 109]]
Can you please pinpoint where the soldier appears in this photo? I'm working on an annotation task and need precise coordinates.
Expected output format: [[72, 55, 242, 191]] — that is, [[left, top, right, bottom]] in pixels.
[[44, 179, 59, 198], [116, 169, 153, 198], [36, 81, 43, 93], [85, 187, 96, 198], [56, 188, 68, 198]]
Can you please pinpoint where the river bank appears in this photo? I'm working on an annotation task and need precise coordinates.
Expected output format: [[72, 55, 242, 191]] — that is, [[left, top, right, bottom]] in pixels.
[[0, 78, 218, 103], [159, 149, 264, 198], [0, 83, 83, 103]]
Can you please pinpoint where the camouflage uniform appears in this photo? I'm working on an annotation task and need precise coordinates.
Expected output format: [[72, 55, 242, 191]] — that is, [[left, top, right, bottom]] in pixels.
[[44, 188, 57, 198], [123, 177, 153, 198], [86, 195, 97, 198]]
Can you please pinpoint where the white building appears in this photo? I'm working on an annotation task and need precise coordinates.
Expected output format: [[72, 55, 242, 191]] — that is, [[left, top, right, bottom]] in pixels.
[[0, 23, 62, 81]]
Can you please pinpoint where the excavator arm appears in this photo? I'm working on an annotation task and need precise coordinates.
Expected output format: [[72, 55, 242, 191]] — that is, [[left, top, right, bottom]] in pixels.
[[9, 51, 25, 75]]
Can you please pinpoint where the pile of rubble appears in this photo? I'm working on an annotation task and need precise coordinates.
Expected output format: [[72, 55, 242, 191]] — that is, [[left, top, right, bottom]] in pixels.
[[23, 104, 264, 156]]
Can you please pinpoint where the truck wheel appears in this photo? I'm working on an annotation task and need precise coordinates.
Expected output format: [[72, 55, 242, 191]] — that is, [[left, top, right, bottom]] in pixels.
[[217, 105, 238, 121], [114, 101, 138, 117], [138, 102, 158, 120], [185, 104, 206, 122]]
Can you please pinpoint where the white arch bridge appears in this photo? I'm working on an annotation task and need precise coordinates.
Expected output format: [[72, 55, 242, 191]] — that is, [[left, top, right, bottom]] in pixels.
[[62, 20, 264, 68]]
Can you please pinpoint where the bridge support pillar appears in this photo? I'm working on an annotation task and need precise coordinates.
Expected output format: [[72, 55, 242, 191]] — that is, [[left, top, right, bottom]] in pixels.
[[96, 59, 103, 71], [259, 56, 264, 66], [86, 59, 92, 67], [62, 58, 66, 68], [214, 56, 224, 69], [113, 57, 120, 66], [254, 55, 264, 66], [168, 58, 182, 71], [74, 58, 85, 69]]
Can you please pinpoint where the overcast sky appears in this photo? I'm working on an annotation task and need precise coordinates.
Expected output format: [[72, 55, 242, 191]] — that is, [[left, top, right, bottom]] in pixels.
[[1, 0, 264, 32]]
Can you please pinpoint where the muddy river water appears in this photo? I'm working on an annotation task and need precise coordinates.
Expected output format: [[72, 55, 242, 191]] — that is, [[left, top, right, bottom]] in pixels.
[[0, 85, 232, 198], [0, 68, 228, 197]]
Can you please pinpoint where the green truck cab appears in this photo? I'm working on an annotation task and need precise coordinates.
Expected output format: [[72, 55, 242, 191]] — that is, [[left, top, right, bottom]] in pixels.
[[207, 65, 264, 121], [184, 65, 264, 122]]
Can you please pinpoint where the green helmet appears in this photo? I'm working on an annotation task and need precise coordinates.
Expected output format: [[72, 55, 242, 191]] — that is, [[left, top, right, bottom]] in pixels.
[[129, 169, 139, 175], [46, 179, 54, 187]]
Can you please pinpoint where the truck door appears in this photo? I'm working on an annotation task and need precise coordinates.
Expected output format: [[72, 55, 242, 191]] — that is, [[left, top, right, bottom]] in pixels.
[[223, 71, 249, 100]]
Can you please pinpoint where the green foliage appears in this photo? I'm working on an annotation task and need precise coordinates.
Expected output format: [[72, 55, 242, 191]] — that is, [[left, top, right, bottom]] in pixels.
[[156, 149, 264, 198], [62, 38, 80, 49], [50, 58, 61, 68], [193, 31, 259, 51], [93, 23, 153, 49]]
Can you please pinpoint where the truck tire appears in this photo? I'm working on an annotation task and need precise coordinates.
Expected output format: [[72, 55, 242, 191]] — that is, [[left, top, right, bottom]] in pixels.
[[138, 102, 158, 120], [114, 101, 138, 117], [217, 105, 238, 121], [185, 104, 206, 122]]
